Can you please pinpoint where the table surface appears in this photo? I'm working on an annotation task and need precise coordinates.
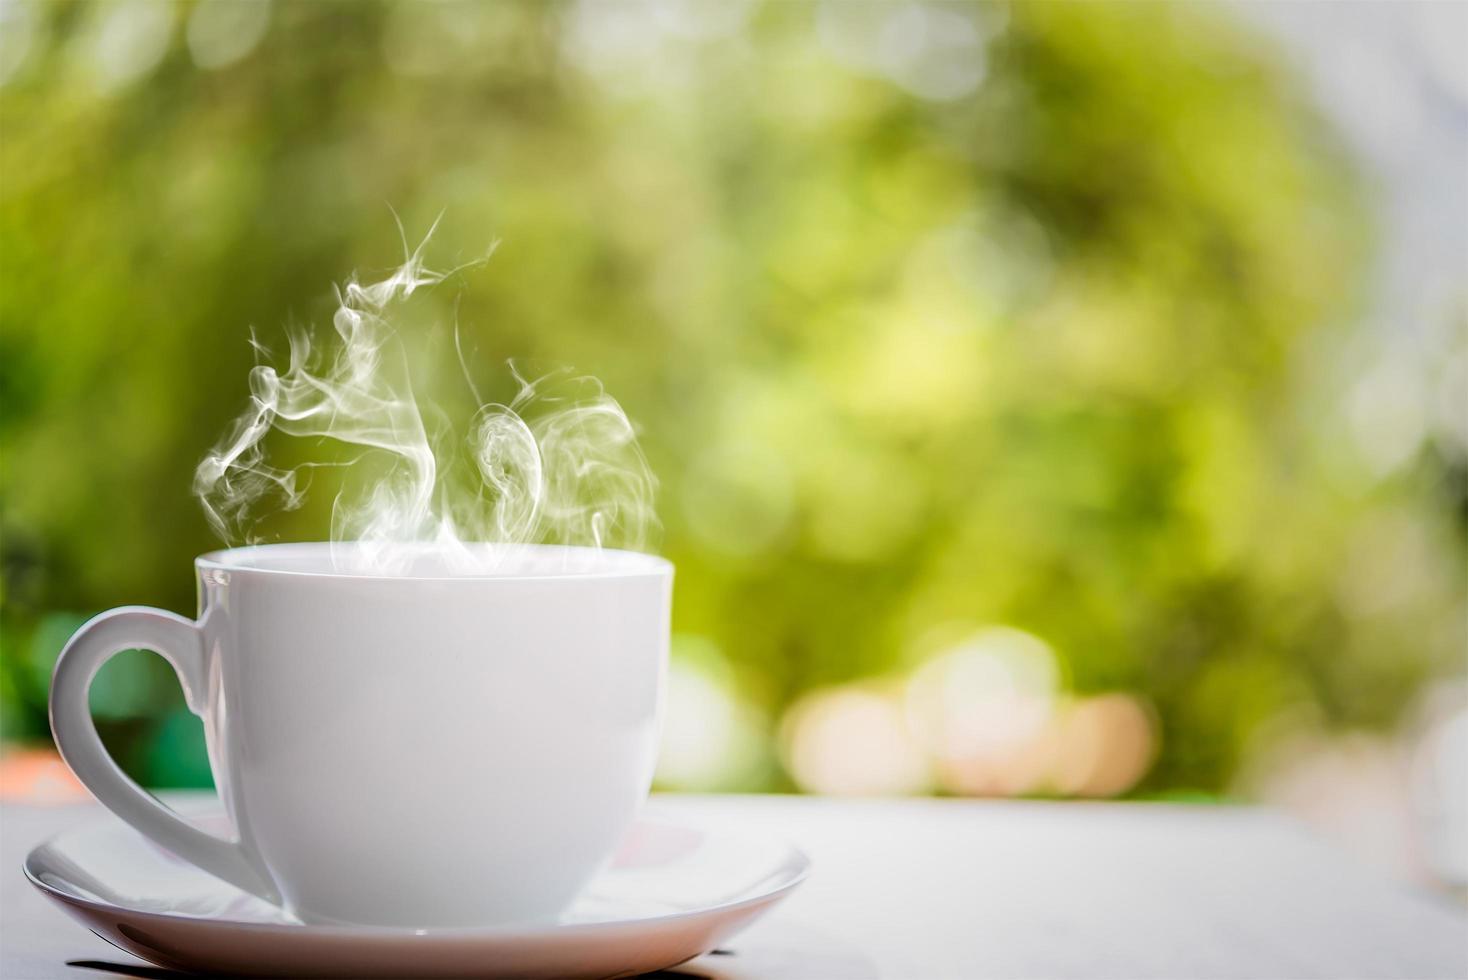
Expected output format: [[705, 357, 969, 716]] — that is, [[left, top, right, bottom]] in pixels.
[[2, 793, 1465, 980]]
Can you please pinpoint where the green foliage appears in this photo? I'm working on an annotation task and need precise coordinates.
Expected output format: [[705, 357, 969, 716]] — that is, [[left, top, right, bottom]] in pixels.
[[1, 1, 1462, 792]]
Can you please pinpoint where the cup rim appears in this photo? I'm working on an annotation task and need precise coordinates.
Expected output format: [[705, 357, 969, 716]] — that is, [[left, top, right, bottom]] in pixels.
[[196, 542, 673, 582]]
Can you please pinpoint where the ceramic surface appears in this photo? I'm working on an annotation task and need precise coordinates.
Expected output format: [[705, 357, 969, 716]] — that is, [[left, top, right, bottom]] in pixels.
[[25, 811, 808, 979], [49, 543, 673, 927]]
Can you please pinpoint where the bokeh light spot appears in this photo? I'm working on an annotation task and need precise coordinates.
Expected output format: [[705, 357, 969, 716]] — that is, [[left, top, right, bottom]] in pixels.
[[74, 0, 174, 95], [784, 685, 931, 796], [186, 0, 270, 71]]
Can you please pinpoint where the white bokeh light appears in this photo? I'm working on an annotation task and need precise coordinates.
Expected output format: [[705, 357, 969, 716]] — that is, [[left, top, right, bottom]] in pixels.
[[905, 626, 1061, 762], [655, 638, 769, 791], [186, 0, 270, 71], [74, 0, 174, 95], [1346, 352, 1430, 478], [817, 1, 1001, 103], [0, 0, 42, 88]]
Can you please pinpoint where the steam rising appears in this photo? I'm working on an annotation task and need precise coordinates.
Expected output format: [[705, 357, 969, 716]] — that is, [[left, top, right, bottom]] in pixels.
[[195, 234, 656, 573]]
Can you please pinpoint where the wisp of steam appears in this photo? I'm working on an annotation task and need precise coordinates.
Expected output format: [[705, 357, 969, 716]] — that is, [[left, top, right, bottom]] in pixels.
[[194, 232, 657, 574]]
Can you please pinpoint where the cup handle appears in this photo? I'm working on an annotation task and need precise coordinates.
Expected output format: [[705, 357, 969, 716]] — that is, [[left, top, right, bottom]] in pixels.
[[49, 606, 278, 904]]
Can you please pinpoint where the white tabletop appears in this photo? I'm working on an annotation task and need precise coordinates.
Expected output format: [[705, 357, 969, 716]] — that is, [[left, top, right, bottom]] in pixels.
[[2, 793, 1464, 979]]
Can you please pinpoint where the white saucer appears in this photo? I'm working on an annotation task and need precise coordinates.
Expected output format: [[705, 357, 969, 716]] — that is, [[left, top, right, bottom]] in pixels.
[[24, 808, 809, 979]]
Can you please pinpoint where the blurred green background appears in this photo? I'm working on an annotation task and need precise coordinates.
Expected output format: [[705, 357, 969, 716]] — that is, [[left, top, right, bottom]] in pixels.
[[1, 0, 1464, 823]]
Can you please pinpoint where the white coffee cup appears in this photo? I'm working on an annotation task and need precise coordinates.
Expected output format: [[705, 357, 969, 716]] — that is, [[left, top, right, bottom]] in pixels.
[[50, 542, 672, 928]]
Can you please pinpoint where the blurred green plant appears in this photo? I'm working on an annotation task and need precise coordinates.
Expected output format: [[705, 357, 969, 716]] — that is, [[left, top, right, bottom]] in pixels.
[[1, 0, 1463, 794]]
